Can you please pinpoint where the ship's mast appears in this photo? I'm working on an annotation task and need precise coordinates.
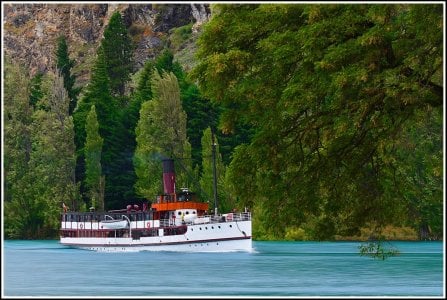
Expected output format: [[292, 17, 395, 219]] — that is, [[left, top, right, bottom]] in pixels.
[[211, 129, 218, 216]]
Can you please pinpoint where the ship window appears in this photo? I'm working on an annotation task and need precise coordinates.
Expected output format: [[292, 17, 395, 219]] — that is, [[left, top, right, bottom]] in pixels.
[[229, 225, 233, 228], [211, 226, 214, 229], [200, 227, 202, 230], [205, 227, 208, 230], [218, 226, 221, 229], [192, 211, 196, 214], [178, 212, 182, 216], [186, 211, 189, 215]]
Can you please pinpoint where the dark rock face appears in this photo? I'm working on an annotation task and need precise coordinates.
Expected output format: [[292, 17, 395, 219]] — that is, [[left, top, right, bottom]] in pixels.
[[11, 13, 31, 27], [71, 4, 108, 42], [153, 4, 195, 32], [3, 3, 209, 84]]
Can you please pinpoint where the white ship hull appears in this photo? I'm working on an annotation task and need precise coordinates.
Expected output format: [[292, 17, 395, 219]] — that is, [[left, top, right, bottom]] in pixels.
[[60, 219, 252, 253]]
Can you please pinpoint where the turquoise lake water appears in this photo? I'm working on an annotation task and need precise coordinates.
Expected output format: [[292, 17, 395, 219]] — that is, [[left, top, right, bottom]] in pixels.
[[2, 240, 444, 297]]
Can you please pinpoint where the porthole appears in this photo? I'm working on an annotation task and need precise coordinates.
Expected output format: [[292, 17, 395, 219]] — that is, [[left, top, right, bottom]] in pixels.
[[218, 226, 221, 229], [192, 211, 196, 214], [211, 226, 214, 229], [205, 227, 208, 230], [229, 225, 232, 228], [178, 212, 182, 216], [200, 227, 202, 230], [186, 211, 189, 215], [191, 228, 193, 231]]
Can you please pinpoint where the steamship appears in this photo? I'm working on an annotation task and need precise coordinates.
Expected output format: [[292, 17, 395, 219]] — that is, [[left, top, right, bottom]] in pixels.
[[59, 158, 252, 252]]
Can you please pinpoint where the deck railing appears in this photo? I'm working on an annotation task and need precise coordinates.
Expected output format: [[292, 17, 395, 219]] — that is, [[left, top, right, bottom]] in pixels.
[[159, 212, 251, 227], [61, 212, 252, 230]]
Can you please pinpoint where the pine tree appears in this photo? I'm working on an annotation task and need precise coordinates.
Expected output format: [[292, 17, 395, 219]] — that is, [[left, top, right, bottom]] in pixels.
[[101, 11, 133, 96], [73, 45, 110, 169], [55, 35, 80, 115], [85, 105, 105, 211], [73, 45, 118, 209]]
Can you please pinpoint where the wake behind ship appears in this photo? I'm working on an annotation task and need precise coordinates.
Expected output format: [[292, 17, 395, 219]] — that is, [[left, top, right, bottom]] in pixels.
[[59, 158, 252, 252]]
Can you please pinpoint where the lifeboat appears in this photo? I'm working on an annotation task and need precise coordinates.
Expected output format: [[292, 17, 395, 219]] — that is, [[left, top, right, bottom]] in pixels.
[[99, 219, 128, 230]]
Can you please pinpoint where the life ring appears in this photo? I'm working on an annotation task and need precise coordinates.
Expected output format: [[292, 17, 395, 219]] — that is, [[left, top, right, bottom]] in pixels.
[[79, 223, 83, 229], [147, 222, 151, 229]]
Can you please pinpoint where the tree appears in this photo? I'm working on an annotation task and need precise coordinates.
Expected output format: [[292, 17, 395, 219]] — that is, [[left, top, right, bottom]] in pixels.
[[101, 11, 133, 96], [5, 70, 78, 238], [31, 73, 78, 233], [134, 71, 192, 200], [192, 4, 443, 239], [84, 105, 105, 211], [4, 58, 33, 238], [29, 73, 44, 110], [55, 35, 80, 115], [73, 46, 113, 153], [73, 45, 124, 210]]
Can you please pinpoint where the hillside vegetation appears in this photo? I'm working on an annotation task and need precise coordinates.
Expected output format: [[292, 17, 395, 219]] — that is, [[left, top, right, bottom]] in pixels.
[[3, 4, 443, 241]]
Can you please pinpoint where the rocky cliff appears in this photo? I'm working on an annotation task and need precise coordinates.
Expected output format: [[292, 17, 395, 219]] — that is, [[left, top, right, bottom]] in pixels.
[[3, 3, 210, 84]]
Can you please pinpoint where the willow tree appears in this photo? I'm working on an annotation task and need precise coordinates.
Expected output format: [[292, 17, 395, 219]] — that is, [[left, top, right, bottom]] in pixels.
[[134, 71, 192, 200], [192, 4, 443, 239], [84, 105, 105, 211]]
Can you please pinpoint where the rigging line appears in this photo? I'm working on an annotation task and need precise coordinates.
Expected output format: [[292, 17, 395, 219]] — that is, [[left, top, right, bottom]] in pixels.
[[234, 216, 246, 236]]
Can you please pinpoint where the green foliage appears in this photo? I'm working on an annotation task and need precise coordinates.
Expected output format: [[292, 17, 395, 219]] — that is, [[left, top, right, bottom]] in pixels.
[[192, 4, 443, 240], [84, 105, 104, 210], [154, 49, 185, 82], [101, 11, 133, 96], [74, 46, 113, 148], [4, 58, 33, 235], [284, 227, 310, 241], [358, 240, 400, 260], [169, 23, 193, 52], [55, 35, 80, 115], [384, 107, 443, 239], [5, 69, 78, 239], [134, 71, 192, 200], [4, 4, 443, 242], [199, 127, 232, 211], [29, 73, 44, 109], [73, 45, 127, 210]]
